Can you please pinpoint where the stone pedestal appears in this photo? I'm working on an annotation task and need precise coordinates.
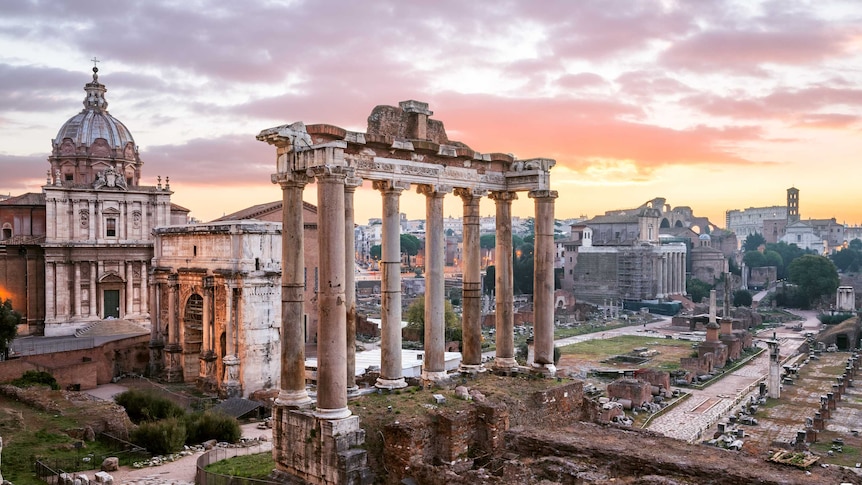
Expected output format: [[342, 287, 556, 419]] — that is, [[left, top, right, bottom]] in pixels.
[[163, 343, 183, 383], [221, 355, 241, 398], [272, 408, 372, 485]]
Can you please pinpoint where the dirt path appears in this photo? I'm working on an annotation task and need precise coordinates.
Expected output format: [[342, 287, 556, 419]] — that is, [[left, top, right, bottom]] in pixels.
[[76, 422, 270, 485]]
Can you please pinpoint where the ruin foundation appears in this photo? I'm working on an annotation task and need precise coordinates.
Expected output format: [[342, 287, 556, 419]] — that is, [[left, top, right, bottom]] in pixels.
[[272, 406, 372, 485]]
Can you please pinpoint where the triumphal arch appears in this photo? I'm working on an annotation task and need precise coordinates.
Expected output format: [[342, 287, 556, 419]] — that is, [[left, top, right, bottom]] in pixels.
[[257, 100, 557, 484]]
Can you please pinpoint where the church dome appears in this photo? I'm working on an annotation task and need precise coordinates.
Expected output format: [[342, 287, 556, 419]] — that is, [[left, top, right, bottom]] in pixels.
[[53, 67, 136, 151]]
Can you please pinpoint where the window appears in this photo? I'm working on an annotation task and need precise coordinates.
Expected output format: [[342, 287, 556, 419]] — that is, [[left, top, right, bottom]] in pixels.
[[106, 218, 116, 237], [65, 173, 73, 181], [193, 245, 197, 256], [1, 227, 11, 240]]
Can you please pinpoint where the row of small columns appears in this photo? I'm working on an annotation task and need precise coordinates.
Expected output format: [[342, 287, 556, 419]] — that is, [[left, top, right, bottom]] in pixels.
[[274, 148, 558, 420], [656, 251, 685, 298]]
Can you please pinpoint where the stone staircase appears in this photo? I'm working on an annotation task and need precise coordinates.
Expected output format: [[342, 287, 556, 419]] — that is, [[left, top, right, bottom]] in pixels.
[[75, 319, 149, 337]]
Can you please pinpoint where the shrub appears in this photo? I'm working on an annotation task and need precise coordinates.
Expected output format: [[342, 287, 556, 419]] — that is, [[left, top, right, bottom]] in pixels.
[[11, 370, 59, 390], [817, 313, 854, 325], [131, 417, 187, 455], [185, 411, 241, 445], [115, 389, 185, 424]]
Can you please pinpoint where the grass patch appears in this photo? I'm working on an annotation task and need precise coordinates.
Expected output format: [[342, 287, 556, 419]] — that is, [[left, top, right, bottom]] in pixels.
[[204, 452, 275, 479]]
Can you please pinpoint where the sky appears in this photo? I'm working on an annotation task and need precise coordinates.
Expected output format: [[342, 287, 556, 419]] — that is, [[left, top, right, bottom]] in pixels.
[[1, 0, 862, 228]]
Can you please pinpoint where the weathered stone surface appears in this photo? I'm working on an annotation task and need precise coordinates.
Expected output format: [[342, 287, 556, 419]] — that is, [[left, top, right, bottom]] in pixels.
[[100, 457, 118, 472]]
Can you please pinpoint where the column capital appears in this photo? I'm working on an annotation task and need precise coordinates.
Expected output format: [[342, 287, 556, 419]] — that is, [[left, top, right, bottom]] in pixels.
[[488, 190, 518, 202], [372, 179, 410, 193], [307, 165, 347, 182], [454, 187, 486, 199], [528, 189, 558, 200], [345, 173, 363, 190], [271, 171, 310, 188], [417, 183, 452, 197]]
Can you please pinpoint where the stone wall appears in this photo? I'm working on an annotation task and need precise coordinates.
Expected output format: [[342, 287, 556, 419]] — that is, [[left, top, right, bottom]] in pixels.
[[607, 378, 652, 407], [0, 334, 149, 389]]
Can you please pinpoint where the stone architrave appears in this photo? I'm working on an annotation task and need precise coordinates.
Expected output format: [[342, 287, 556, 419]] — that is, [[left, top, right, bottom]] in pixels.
[[374, 179, 409, 389], [490, 191, 517, 370]]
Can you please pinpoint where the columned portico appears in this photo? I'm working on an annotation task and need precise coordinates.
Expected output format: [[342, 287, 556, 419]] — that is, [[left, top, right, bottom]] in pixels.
[[375, 179, 409, 390], [258, 102, 558, 485], [530, 189, 558, 376], [456, 188, 484, 373], [419, 183, 451, 383], [490, 191, 517, 370]]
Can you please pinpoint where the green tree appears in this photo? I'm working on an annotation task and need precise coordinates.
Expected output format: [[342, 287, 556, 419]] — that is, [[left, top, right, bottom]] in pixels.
[[403, 296, 460, 344], [687, 278, 713, 304], [0, 299, 20, 359], [788, 255, 839, 307], [763, 250, 783, 270], [850, 238, 862, 251], [483, 266, 495, 295], [831, 246, 861, 272], [480, 234, 496, 250], [743, 250, 766, 268], [742, 233, 766, 252], [765, 241, 810, 279], [369, 244, 381, 260], [732, 289, 753, 307], [400, 234, 421, 257]]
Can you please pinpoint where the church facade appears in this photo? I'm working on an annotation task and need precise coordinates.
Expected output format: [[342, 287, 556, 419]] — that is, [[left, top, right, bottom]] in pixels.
[[0, 66, 188, 336]]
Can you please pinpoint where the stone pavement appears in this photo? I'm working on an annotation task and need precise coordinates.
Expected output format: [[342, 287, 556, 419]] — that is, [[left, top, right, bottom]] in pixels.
[[645, 310, 820, 443]]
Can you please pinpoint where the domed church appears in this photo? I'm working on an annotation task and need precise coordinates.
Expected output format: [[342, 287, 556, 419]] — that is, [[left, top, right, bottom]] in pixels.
[[0, 65, 189, 336]]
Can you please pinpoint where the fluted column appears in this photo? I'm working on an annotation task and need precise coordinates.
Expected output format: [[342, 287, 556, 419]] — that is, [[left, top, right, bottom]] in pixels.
[[165, 274, 183, 382], [375, 180, 409, 389], [125, 262, 133, 317], [456, 188, 484, 372], [274, 174, 311, 407], [490, 191, 517, 370], [313, 166, 350, 419], [419, 184, 451, 383], [73, 262, 82, 318], [345, 174, 362, 394], [530, 189, 557, 375], [89, 262, 97, 317]]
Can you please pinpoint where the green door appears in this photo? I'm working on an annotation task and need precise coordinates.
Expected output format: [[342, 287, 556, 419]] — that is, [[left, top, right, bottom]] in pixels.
[[104, 290, 120, 318]]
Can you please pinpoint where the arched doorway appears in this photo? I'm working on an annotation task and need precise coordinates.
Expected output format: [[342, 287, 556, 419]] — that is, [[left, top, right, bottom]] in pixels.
[[99, 273, 124, 319], [182, 293, 204, 381]]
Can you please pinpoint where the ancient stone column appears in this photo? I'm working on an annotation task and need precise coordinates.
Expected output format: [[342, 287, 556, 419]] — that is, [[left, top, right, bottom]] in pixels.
[[313, 166, 350, 419], [73, 262, 82, 318], [140, 262, 148, 316], [490, 191, 517, 370], [456, 188, 483, 372], [89, 262, 97, 317], [222, 283, 241, 397], [275, 174, 311, 407], [530, 190, 558, 375], [655, 255, 664, 298], [768, 339, 781, 399], [345, 174, 362, 394], [374, 180, 409, 389], [45, 263, 55, 322], [419, 184, 451, 383], [165, 273, 183, 382]]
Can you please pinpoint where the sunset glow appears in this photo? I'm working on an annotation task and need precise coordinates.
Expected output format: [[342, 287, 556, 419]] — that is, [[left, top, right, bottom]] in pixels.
[[1, 0, 861, 227]]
